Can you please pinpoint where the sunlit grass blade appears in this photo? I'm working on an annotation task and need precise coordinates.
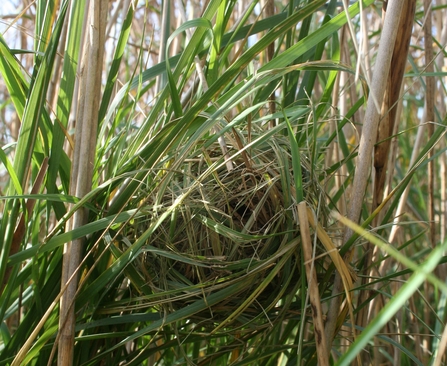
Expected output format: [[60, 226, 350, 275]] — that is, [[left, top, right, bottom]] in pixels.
[[335, 238, 447, 365]]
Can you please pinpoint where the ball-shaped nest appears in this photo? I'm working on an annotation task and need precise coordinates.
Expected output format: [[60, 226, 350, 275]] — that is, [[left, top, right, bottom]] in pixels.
[[130, 137, 328, 330]]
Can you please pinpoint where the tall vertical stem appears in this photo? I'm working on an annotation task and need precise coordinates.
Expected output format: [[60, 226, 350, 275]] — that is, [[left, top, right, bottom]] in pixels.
[[424, 0, 435, 248], [324, 0, 404, 355], [58, 1, 107, 365], [423, 0, 435, 362]]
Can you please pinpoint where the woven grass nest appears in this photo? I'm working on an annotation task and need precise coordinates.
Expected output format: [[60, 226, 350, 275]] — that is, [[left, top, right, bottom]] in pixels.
[[135, 136, 328, 329]]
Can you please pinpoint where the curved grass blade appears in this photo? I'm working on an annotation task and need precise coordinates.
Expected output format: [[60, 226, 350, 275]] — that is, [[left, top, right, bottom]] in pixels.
[[335, 239, 447, 365]]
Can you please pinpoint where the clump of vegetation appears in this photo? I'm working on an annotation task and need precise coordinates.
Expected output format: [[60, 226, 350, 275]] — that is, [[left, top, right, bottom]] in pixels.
[[0, 0, 446, 365], [127, 130, 325, 327]]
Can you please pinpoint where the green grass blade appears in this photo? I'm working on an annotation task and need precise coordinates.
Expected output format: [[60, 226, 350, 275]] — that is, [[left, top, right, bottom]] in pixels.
[[336, 240, 447, 365]]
